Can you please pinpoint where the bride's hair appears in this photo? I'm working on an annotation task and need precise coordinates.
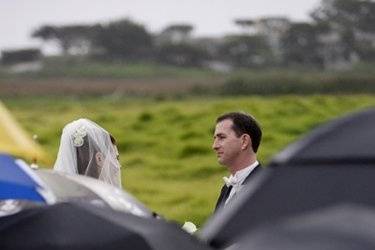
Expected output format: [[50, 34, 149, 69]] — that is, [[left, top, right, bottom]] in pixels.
[[76, 133, 117, 178]]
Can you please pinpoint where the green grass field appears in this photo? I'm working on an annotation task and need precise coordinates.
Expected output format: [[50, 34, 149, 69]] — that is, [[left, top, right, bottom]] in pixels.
[[3, 95, 375, 226]]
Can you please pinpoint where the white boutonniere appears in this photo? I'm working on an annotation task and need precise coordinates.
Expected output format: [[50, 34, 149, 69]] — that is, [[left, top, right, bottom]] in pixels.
[[182, 221, 197, 234]]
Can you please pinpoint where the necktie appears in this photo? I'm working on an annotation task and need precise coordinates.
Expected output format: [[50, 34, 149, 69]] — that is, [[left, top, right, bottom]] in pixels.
[[222, 175, 239, 205], [222, 185, 232, 204]]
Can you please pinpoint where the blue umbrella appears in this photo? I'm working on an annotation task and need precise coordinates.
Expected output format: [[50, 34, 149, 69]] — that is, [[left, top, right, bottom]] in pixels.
[[0, 153, 46, 202]]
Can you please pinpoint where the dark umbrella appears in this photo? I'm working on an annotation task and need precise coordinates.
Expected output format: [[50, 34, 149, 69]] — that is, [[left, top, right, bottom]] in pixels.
[[200, 108, 375, 248], [270, 107, 375, 167], [0, 201, 212, 250], [232, 203, 375, 250]]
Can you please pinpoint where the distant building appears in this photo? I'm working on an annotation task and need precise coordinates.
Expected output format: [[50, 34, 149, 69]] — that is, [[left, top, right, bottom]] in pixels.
[[253, 17, 291, 60], [317, 30, 352, 70], [194, 36, 233, 72]]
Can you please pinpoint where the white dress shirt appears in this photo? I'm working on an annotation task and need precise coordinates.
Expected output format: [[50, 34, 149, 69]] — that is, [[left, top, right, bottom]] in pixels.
[[223, 160, 259, 205]]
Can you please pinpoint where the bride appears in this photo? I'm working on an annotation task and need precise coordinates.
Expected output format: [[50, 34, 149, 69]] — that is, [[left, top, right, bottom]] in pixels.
[[53, 118, 122, 188]]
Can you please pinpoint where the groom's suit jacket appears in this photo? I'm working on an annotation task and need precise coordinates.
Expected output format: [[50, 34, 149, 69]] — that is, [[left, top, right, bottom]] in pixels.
[[214, 163, 261, 213]]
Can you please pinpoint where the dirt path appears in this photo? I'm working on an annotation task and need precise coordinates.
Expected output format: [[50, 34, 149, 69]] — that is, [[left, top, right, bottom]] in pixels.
[[0, 77, 223, 96]]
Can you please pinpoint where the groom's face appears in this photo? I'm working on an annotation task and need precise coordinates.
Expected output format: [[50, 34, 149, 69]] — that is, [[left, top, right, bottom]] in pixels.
[[212, 119, 243, 167]]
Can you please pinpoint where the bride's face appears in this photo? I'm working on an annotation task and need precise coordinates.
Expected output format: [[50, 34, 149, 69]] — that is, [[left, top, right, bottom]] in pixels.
[[93, 144, 122, 188], [94, 140, 120, 167]]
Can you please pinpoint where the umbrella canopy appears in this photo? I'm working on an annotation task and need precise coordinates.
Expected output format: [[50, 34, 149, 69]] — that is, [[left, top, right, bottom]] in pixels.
[[35, 169, 153, 217], [0, 201, 212, 250], [200, 108, 375, 248], [270, 107, 375, 166], [0, 153, 48, 202], [232, 204, 375, 250]]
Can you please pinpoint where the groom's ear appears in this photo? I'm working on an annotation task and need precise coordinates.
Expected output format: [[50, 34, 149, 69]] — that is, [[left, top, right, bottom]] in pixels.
[[241, 134, 251, 151], [95, 152, 104, 166]]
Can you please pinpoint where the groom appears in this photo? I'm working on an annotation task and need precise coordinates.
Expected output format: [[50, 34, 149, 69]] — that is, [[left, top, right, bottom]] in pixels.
[[212, 111, 262, 212]]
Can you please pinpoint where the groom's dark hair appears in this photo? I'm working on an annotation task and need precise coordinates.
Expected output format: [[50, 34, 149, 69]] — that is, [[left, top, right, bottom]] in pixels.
[[216, 111, 262, 153]]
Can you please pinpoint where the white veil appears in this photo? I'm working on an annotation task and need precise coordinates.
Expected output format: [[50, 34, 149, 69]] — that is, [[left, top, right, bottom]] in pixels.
[[53, 118, 122, 188]]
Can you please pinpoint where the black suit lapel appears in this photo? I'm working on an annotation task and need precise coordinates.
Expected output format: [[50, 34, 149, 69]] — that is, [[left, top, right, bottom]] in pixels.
[[214, 163, 262, 213], [214, 185, 232, 212], [242, 163, 261, 185]]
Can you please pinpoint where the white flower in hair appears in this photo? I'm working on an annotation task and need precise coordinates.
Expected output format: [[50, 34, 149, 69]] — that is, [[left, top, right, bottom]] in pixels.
[[72, 125, 87, 147], [73, 136, 84, 147]]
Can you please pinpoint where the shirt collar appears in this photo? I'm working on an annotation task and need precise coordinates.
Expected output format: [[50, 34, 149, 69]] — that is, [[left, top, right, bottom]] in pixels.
[[230, 160, 259, 185]]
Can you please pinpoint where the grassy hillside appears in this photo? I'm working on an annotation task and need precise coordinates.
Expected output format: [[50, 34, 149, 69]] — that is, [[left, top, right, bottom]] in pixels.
[[3, 95, 375, 226]]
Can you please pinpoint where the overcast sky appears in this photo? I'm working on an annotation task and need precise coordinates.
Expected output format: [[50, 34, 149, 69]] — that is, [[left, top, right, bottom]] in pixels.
[[1, 0, 321, 52]]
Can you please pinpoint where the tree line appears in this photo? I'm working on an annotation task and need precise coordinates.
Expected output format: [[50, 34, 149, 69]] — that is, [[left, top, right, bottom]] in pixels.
[[5, 0, 375, 70]]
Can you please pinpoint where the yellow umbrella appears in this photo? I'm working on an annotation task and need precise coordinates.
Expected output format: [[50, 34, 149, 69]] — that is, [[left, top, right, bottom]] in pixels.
[[0, 101, 50, 165]]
